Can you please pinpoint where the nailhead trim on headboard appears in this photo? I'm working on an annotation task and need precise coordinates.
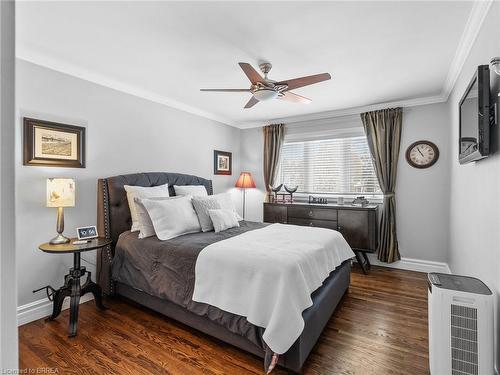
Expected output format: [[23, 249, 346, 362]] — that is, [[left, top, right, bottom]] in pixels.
[[101, 179, 115, 294], [97, 172, 213, 296]]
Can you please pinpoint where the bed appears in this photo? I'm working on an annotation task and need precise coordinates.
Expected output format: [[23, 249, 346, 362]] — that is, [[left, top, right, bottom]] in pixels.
[[96, 172, 352, 373]]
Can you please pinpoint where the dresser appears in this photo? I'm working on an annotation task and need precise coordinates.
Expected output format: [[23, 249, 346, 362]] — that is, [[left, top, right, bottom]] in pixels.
[[263, 202, 378, 273]]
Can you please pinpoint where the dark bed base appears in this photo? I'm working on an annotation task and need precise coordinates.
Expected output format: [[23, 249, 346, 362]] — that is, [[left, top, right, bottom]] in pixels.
[[114, 260, 350, 373], [96, 172, 352, 373]]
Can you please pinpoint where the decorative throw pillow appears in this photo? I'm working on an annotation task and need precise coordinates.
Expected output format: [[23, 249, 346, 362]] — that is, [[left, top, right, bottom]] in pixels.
[[192, 196, 222, 232], [173, 185, 208, 197], [124, 183, 170, 232], [134, 196, 183, 239], [208, 209, 240, 233], [139, 195, 201, 240], [192, 192, 241, 232], [216, 192, 243, 221]]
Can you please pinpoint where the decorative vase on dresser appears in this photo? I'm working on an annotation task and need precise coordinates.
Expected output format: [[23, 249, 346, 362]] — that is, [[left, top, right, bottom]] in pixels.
[[263, 202, 378, 274]]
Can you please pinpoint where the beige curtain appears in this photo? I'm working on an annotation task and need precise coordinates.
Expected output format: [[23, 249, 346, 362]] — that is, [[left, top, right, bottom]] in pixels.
[[263, 124, 285, 201], [360, 108, 402, 263]]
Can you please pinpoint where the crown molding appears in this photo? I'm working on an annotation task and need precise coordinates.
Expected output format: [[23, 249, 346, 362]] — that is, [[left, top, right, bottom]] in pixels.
[[17, 1, 492, 130], [441, 0, 493, 100], [242, 1, 494, 129], [16, 50, 237, 128], [257, 94, 447, 127]]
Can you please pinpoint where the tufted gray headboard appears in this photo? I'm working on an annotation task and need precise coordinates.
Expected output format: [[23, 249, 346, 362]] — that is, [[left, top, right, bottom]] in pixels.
[[96, 172, 213, 294]]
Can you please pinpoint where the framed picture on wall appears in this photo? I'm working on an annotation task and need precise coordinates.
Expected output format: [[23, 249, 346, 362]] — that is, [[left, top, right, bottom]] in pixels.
[[214, 150, 232, 175], [23, 117, 86, 168]]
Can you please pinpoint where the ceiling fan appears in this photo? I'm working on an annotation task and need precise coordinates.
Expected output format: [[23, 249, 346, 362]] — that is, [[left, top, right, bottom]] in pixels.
[[200, 62, 331, 109]]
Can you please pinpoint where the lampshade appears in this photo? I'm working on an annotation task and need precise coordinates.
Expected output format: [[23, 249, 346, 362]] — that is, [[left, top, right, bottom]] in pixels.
[[235, 172, 256, 189], [46, 178, 75, 208]]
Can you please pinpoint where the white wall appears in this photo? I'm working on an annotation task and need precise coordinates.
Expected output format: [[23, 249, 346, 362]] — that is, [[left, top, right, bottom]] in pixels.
[[397, 103, 450, 263], [446, 2, 500, 369], [239, 126, 266, 222], [16, 60, 241, 307], [0, 0, 18, 369], [240, 102, 451, 263]]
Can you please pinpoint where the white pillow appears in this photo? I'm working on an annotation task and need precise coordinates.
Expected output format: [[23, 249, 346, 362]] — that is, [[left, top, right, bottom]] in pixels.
[[215, 192, 243, 221], [124, 183, 170, 232], [139, 195, 201, 240], [174, 185, 208, 197], [134, 196, 183, 239], [192, 192, 241, 232], [208, 209, 240, 233]]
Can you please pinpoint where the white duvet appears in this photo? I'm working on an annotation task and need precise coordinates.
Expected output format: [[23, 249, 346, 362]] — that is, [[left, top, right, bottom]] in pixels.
[[192, 223, 355, 354]]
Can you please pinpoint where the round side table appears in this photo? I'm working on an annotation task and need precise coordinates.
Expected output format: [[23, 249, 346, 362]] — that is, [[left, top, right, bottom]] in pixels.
[[37, 237, 112, 337]]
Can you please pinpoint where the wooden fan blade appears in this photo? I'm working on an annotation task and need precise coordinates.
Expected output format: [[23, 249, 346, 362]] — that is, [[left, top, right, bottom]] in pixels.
[[200, 89, 250, 92], [276, 73, 331, 91], [238, 63, 264, 84], [278, 91, 312, 104], [244, 96, 259, 109]]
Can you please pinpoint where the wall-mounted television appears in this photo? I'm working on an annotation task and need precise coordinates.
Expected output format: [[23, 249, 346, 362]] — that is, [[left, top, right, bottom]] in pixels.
[[459, 65, 496, 164]]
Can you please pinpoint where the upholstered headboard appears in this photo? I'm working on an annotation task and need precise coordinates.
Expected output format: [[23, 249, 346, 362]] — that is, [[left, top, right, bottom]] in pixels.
[[96, 172, 213, 295]]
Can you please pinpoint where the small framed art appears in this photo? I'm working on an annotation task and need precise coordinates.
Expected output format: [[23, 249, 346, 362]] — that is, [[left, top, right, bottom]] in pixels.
[[23, 117, 86, 168], [214, 150, 232, 175]]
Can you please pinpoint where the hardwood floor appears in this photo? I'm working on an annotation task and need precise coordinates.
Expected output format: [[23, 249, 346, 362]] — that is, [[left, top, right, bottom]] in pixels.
[[19, 265, 429, 374]]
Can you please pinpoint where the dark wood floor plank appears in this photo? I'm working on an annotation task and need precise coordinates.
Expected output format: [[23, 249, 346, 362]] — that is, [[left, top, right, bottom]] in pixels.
[[19, 265, 429, 374]]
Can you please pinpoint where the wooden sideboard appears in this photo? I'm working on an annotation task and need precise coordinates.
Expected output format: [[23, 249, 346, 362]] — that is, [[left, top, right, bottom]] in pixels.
[[263, 202, 378, 273]]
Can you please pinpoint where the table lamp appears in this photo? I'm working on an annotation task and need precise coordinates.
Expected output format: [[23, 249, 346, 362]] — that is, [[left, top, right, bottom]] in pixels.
[[47, 178, 75, 244], [235, 172, 256, 220]]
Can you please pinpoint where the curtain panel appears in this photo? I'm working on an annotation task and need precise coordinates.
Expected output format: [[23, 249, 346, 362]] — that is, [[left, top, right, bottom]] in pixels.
[[263, 124, 285, 201], [360, 108, 402, 263]]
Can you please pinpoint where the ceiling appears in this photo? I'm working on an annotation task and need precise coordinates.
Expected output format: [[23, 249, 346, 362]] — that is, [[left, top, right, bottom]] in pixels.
[[16, 1, 475, 128]]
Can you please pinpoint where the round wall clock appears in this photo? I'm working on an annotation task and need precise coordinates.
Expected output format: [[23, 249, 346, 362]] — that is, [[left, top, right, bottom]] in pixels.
[[405, 140, 439, 169]]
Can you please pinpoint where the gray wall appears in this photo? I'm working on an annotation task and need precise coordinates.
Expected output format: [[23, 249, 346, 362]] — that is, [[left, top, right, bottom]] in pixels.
[[240, 101, 451, 263], [16, 60, 241, 306], [446, 2, 500, 369], [1, 0, 18, 369]]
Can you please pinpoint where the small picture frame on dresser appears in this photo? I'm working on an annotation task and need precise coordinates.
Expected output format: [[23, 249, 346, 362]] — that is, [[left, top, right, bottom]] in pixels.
[[214, 150, 232, 175]]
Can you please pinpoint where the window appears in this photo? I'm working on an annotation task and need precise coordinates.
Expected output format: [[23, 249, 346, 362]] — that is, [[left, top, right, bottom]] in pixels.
[[277, 135, 381, 196]]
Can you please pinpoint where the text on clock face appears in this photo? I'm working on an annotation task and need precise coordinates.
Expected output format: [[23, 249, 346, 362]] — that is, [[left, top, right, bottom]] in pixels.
[[410, 144, 435, 164]]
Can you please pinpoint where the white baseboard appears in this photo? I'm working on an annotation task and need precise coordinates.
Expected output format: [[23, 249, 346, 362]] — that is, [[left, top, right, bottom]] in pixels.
[[364, 254, 451, 274], [17, 294, 94, 326]]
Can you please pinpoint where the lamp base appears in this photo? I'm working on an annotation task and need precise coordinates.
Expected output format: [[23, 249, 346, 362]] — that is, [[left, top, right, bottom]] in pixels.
[[49, 234, 70, 245]]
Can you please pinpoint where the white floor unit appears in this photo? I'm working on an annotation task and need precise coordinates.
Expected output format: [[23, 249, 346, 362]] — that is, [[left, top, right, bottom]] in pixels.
[[428, 273, 494, 375]]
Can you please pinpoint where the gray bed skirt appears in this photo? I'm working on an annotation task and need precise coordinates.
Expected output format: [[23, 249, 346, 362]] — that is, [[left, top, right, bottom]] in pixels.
[[114, 260, 351, 373]]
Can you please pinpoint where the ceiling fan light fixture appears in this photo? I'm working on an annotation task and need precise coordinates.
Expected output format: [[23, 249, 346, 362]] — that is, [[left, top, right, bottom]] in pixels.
[[253, 88, 279, 102]]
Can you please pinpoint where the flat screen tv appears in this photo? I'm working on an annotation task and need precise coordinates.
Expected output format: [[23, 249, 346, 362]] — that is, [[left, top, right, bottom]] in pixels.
[[459, 65, 496, 164]]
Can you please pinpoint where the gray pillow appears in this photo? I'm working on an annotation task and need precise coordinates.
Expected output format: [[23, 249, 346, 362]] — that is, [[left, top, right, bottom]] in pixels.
[[192, 196, 222, 232]]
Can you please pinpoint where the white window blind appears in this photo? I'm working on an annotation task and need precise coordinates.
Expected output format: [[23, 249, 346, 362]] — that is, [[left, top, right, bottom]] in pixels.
[[277, 136, 381, 195]]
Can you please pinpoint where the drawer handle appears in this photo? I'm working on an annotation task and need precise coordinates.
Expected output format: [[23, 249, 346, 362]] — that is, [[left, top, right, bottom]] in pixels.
[[308, 211, 313, 217], [309, 222, 314, 226]]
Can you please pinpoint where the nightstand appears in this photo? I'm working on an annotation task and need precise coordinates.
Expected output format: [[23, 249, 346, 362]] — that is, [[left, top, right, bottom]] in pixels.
[[36, 237, 111, 337]]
